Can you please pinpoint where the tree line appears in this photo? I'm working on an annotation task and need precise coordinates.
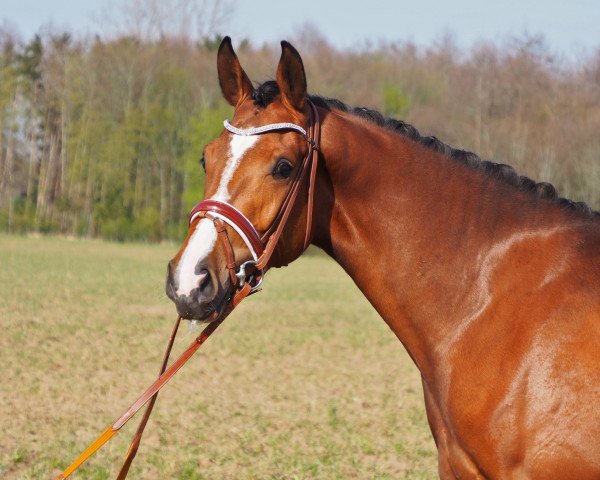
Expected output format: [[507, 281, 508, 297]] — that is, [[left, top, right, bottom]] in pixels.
[[0, 27, 598, 241]]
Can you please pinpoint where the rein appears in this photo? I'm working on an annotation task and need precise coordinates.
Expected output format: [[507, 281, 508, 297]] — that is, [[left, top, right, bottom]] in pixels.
[[55, 100, 321, 480]]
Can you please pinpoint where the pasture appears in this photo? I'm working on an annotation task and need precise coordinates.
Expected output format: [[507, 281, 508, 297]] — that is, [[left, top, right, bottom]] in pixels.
[[0, 235, 436, 479]]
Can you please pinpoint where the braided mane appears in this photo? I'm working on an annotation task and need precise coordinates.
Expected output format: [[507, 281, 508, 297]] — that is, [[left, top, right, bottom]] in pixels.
[[251, 81, 598, 217]]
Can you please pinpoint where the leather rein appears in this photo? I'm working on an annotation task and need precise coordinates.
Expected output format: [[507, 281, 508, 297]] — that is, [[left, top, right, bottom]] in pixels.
[[55, 100, 321, 480]]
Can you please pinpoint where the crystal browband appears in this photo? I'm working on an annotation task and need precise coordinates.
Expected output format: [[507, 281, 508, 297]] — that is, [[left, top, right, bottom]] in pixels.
[[223, 119, 307, 137]]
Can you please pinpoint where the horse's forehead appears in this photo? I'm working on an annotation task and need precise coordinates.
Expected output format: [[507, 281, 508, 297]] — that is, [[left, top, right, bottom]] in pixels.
[[204, 131, 260, 200], [233, 100, 295, 129], [206, 101, 303, 189]]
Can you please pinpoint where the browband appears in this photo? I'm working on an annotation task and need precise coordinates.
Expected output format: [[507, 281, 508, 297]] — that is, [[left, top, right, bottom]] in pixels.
[[223, 119, 307, 137]]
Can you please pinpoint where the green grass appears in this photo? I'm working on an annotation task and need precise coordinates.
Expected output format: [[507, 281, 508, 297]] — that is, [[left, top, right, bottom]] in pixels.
[[0, 234, 436, 479]]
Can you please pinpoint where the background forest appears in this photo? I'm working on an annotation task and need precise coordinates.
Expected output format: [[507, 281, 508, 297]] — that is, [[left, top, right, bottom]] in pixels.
[[1, 2, 599, 241]]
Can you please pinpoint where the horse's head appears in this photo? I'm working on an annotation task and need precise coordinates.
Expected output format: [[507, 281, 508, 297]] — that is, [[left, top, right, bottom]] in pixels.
[[166, 37, 320, 320]]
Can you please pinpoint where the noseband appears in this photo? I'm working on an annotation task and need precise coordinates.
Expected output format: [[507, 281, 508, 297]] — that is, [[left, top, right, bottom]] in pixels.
[[188, 100, 321, 305]]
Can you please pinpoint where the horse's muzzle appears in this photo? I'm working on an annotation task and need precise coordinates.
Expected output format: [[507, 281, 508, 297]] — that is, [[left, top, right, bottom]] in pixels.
[[165, 261, 221, 320]]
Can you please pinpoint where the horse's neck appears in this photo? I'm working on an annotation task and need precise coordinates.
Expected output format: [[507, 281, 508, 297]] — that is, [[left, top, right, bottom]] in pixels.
[[313, 109, 568, 379]]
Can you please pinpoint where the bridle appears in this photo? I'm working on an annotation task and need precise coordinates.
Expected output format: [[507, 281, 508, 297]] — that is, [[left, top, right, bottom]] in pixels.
[[188, 99, 321, 308], [55, 100, 321, 479]]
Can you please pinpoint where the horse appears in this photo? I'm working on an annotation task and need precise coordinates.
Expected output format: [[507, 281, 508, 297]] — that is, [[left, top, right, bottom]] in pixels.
[[166, 37, 600, 479]]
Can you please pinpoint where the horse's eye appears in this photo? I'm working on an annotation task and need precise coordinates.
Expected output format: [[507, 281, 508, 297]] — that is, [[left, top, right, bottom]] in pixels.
[[200, 155, 206, 172], [273, 159, 293, 179]]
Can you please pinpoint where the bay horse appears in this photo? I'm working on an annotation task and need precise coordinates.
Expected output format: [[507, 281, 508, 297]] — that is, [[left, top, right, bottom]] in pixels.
[[166, 37, 600, 479]]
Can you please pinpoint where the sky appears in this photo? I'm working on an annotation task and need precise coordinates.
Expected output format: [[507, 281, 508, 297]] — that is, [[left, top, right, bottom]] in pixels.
[[1, 0, 599, 55]]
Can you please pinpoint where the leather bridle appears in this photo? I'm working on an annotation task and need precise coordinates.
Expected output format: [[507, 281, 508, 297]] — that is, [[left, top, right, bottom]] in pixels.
[[55, 100, 321, 480], [188, 99, 321, 305]]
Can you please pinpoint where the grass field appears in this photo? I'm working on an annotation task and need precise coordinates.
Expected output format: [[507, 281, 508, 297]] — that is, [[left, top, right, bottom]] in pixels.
[[0, 234, 437, 479]]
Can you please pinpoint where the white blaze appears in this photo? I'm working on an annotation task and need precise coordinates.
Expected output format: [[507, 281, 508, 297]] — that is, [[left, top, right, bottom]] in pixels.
[[213, 135, 258, 202], [175, 134, 259, 296], [176, 218, 217, 296]]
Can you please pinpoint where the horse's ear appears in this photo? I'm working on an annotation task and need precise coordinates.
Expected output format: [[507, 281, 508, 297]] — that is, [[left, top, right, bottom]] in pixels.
[[217, 36, 254, 107], [276, 41, 307, 112]]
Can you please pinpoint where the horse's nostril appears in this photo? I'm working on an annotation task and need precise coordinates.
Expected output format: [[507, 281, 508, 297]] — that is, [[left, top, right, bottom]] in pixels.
[[197, 269, 211, 294]]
